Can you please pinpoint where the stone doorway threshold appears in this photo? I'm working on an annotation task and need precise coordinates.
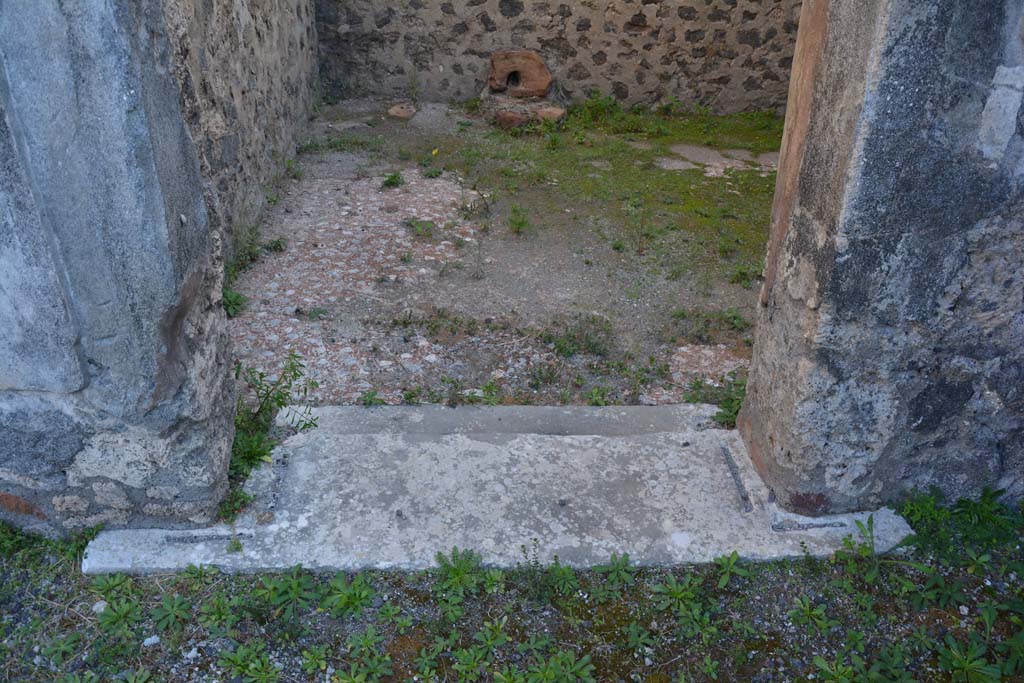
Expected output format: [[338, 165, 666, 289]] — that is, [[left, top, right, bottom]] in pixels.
[[82, 406, 911, 574]]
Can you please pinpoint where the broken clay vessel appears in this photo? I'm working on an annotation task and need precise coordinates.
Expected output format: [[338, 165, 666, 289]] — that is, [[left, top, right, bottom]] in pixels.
[[488, 50, 553, 98]]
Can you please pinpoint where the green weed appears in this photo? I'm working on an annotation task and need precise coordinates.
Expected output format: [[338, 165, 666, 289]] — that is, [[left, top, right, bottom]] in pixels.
[[223, 288, 247, 318], [684, 371, 747, 428], [382, 171, 405, 189]]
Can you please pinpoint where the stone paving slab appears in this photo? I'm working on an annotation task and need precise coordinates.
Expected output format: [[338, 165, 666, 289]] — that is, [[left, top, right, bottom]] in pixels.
[[83, 407, 912, 574], [280, 404, 719, 435]]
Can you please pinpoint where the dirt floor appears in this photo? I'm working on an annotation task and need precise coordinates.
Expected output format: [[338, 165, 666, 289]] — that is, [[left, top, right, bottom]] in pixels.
[[227, 98, 782, 407]]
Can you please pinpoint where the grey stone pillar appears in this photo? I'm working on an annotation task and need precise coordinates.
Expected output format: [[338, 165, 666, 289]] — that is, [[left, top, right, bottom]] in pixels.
[[740, 0, 1024, 514], [0, 1, 233, 534]]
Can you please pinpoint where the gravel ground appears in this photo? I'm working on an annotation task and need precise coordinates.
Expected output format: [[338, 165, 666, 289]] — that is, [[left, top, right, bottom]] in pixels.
[[2, 492, 1022, 682]]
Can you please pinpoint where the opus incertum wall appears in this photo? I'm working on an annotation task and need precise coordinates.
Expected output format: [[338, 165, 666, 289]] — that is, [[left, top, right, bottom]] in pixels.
[[164, 0, 318, 261], [317, 0, 802, 113]]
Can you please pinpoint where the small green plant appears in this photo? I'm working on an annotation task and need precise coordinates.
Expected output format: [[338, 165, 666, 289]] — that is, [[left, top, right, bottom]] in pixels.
[[546, 557, 579, 596], [405, 217, 436, 238], [322, 572, 375, 617], [452, 645, 489, 681], [684, 371, 747, 428], [255, 565, 319, 624], [814, 654, 855, 683], [937, 636, 1002, 683], [284, 158, 303, 180], [713, 550, 750, 588], [623, 191, 651, 255], [596, 552, 635, 590], [481, 380, 502, 405], [394, 613, 414, 634], [91, 573, 135, 599], [494, 666, 526, 683], [540, 315, 613, 358], [729, 262, 762, 288], [57, 674, 101, 683], [378, 602, 400, 622], [475, 615, 510, 652], [301, 644, 329, 675], [527, 650, 596, 683], [198, 593, 241, 634], [965, 547, 993, 575], [125, 669, 154, 683], [415, 646, 441, 679], [651, 573, 701, 616], [586, 386, 610, 406], [424, 167, 443, 178], [218, 488, 253, 523], [439, 590, 466, 622], [43, 633, 81, 667], [788, 595, 837, 635], [224, 354, 317, 519], [517, 633, 554, 659], [183, 563, 219, 588], [997, 628, 1024, 676], [359, 389, 386, 407], [262, 237, 287, 253], [529, 364, 559, 389], [151, 593, 191, 632], [219, 641, 279, 683], [223, 288, 247, 318], [382, 171, 405, 189], [509, 204, 530, 234], [700, 655, 720, 680], [98, 598, 142, 638], [346, 625, 393, 679], [229, 427, 275, 478], [624, 620, 654, 654], [668, 308, 750, 344], [515, 539, 552, 603], [435, 546, 484, 596], [484, 568, 507, 594], [235, 353, 319, 437]]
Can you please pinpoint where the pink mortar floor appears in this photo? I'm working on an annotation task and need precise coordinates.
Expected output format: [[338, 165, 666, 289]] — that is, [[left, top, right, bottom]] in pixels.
[[229, 107, 753, 407]]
